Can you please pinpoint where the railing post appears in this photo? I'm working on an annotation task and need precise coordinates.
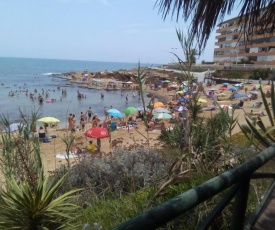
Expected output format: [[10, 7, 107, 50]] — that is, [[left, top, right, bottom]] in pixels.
[[230, 177, 250, 230]]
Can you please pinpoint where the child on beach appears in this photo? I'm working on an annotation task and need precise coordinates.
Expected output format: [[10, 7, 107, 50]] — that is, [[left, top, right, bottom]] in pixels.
[[86, 140, 97, 153]]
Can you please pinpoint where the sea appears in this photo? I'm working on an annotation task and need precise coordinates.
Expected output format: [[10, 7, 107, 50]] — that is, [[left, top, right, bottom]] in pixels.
[[0, 57, 157, 128]]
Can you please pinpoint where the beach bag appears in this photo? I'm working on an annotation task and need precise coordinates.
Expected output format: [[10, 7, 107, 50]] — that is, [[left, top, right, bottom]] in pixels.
[[43, 138, 50, 143]]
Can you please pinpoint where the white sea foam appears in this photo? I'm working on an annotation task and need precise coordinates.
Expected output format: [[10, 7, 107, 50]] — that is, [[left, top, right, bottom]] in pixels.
[[42, 72, 60, 76]]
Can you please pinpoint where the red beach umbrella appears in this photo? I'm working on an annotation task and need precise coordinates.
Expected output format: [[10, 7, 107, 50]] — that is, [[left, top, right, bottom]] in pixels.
[[219, 87, 228, 91], [84, 127, 109, 139]]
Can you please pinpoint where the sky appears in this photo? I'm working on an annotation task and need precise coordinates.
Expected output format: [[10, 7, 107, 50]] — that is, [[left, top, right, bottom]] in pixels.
[[0, 0, 239, 64]]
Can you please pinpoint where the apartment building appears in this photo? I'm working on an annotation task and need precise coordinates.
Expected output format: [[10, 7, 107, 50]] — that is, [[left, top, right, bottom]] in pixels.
[[214, 14, 275, 65]]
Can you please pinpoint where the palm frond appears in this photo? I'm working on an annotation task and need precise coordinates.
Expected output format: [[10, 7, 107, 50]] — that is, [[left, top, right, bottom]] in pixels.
[[260, 85, 274, 127], [257, 118, 275, 142], [244, 117, 271, 147]]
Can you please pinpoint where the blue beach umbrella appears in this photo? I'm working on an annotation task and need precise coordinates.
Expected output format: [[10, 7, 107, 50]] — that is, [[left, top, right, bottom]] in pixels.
[[222, 82, 230, 85], [109, 112, 124, 118], [107, 108, 120, 114], [228, 87, 237, 91], [234, 93, 248, 98], [234, 83, 242, 87], [179, 98, 190, 103]]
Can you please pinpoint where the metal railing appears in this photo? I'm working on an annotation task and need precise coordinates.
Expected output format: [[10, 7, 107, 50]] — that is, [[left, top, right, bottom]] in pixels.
[[113, 144, 275, 230]]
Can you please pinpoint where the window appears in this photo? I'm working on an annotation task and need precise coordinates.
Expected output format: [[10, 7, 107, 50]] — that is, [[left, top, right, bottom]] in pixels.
[[257, 56, 268, 61]]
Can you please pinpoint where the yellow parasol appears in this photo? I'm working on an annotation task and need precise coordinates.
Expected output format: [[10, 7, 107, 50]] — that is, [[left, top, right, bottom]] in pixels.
[[37, 117, 60, 124]]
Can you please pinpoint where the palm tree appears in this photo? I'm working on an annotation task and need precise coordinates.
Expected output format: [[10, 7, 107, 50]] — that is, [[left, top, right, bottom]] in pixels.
[[155, 0, 275, 51]]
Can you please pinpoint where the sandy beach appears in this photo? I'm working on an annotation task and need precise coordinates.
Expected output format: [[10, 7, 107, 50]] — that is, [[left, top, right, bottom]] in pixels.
[[6, 70, 271, 175]]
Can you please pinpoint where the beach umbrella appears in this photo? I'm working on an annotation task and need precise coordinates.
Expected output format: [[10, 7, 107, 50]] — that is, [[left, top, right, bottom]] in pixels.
[[124, 107, 138, 116], [153, 102, 165, 108], [38, 117, 60, 123], [222, 82, 230, 85], [2, 123, 24, 133], [107, 108, 120, 114], [153, 108, 170, 113], [234, 83, 242, 87], [176, 90, 184, 94], [198, 98, 207, 103], [84, 127, 109, 138], [219, 87, 227, 91], [163, 80, 170, 83], [153, 113, 172, 119], [234, 93, 248, 98], [179, 98, 190, 103], [251, 91, 259, 95], [174, 106, 188, 112], [209, 88, 218, 91], [109, 112, 124, 118], [228, 87, 237, 91]]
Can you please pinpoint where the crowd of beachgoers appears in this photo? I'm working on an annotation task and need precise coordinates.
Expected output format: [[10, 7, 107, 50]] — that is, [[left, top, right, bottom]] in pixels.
[[1, 68, 273, 174]]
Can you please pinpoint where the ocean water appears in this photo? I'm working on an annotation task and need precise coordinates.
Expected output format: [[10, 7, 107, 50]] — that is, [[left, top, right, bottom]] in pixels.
[[0, 57, 153, 127]]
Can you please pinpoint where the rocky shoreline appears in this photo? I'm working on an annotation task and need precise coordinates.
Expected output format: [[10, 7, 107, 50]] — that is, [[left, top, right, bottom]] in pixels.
[[59, 67, 182, 84], [50, 68, 180, 103]]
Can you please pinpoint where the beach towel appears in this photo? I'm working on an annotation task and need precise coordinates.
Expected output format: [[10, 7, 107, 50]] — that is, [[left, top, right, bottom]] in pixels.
[[55, 152, 80, 159]]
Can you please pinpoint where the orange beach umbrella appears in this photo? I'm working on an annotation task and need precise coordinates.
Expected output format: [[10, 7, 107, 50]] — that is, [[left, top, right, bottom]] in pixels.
[[153, 102, 165, 108]]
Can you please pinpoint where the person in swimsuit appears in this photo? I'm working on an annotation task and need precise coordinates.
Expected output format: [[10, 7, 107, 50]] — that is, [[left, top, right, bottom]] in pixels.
[[86, 107, 93, 121]]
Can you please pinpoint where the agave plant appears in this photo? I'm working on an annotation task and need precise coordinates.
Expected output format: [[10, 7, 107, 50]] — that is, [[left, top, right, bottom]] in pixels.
[[0, 111, 82, 229], [0, 170, 81, 229], [239, 81, 275, 150]]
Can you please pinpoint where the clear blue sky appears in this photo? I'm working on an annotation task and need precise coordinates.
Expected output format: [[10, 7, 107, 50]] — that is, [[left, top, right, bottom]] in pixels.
[[0, 0, 239, 64]]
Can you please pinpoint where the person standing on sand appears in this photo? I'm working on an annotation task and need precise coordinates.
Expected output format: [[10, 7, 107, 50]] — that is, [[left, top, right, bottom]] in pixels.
[[71, 114, 77, 131], [80, 119, 85, 132], [68, 114, 72, 129], [104, 107, 108, 119], [80, 112, 86, 122], [92, 114, 100, 127]]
